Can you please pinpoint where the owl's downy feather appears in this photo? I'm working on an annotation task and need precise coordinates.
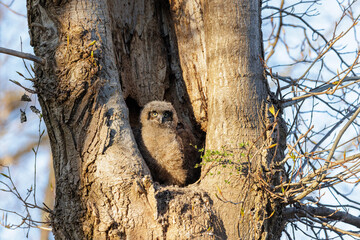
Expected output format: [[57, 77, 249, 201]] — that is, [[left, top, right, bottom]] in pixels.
[[139, 101, 192, 186]]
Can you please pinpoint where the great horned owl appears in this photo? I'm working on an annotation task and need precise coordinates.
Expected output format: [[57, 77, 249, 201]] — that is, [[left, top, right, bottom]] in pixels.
[[139, 101, 189, 186]]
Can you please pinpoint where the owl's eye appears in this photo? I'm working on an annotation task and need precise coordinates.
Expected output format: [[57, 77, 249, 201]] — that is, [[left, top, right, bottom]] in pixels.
[[164, 111, 173, 117], [151, 111, 158, 117]]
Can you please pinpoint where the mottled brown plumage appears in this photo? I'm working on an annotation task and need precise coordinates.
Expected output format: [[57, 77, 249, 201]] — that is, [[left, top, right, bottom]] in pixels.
[[139, 101, 189, 186]]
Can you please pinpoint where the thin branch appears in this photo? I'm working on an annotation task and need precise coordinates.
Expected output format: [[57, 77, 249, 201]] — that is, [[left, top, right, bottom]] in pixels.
[[265, 0, 284, 62], [293, 105, 360, 201], [0, 47, 44, 65], [0, 1, 26, 18], [9, 80, 36, 94], [284, 205, 360, 229], [264, 6, 357, 73], [280, 76, 360, 108], [294, 106, 359, 175]]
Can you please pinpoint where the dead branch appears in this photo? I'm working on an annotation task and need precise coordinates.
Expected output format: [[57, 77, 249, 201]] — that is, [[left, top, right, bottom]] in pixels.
[[0, 47, 44, 65], [284, 205, 360, 229]]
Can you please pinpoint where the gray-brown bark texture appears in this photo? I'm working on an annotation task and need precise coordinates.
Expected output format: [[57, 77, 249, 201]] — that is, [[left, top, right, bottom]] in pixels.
[[27, 0, 285, 239]]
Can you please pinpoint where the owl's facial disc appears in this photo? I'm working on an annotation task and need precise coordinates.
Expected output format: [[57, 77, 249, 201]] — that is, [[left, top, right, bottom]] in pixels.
[[147, 110, 173, 126]]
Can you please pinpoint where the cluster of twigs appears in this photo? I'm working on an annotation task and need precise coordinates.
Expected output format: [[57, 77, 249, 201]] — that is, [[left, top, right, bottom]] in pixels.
[[0, 42, 51, 235], [262, 0, 360, 239], [0, 166, 52, 235]]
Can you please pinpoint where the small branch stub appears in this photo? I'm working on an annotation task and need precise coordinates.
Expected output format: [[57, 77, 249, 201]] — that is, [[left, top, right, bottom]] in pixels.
[[0, 47, 45, 65]]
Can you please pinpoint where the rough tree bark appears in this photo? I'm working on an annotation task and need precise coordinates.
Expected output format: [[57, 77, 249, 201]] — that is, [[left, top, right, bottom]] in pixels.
[[27, 0, 285, 239]]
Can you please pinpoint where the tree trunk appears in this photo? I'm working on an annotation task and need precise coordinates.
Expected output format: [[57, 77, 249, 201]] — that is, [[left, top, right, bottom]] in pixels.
[[27, 0, 285, 239]]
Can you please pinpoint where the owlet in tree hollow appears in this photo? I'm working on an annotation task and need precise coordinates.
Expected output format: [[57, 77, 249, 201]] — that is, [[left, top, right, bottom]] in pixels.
[[139, 101, 190, 186]]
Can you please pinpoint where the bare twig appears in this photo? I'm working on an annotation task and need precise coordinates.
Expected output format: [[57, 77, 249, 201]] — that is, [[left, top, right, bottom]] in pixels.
[[0, 1, 26, 18], [284, 205, 360, 229], [9, 80, 36, 94], [293, 105, 360, 201], [263, 6, 358, 73], [0, 47, 44, 65], [281, 76, 360, 108], [294, 106, 359, 174]]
